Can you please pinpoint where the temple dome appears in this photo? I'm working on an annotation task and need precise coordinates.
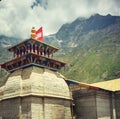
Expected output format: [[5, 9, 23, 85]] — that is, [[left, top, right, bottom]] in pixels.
[[0, 66, 71, 100]]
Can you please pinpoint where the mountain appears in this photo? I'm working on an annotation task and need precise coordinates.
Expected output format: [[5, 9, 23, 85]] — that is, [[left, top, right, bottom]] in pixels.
[[0, 35, 20, 63], [0, 14, 120, 83], [44, 14, 120, 83], [0, 35, 20, 85]]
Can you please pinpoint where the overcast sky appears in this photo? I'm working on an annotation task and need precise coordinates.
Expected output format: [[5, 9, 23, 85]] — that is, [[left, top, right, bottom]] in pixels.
[[0, 0, 120, 38]]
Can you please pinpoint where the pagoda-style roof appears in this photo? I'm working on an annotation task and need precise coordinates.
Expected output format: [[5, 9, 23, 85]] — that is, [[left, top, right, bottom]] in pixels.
[[0, 27, 66, 73], [8, 38, 59, 53], [0, 53, 66, 73]]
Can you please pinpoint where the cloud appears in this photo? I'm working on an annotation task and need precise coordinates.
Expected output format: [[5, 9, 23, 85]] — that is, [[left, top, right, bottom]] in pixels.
[[0, 0, 120, 38]]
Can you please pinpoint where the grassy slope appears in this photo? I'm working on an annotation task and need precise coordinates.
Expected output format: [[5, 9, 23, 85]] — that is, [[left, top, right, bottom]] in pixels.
[[1, 33, 120, 84], [59, 33, 120, 83]]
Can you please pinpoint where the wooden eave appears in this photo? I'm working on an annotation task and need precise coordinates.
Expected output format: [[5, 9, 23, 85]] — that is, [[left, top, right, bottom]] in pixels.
[[0, 53, 66, 71], [8, 38, 59, 52]]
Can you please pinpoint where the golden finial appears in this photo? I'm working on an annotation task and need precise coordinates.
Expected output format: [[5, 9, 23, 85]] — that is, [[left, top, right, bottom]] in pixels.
[[31, 27, 36, 39]]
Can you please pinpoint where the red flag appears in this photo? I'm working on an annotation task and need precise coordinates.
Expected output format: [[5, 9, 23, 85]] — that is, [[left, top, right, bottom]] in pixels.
[[36, 27, 43, 41]]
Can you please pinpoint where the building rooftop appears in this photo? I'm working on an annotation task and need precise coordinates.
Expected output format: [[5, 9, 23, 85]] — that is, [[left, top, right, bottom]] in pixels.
[[92, 78, 120, 91], [66, 79, 99, 91], [66, 78, 120, 92], [8, 38, 59, 52], [0, 27, 66, 72]]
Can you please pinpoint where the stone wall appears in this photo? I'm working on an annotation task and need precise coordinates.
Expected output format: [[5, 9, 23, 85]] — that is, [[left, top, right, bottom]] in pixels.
[[0, 96, 71, 119], [73, 89, 97, 119], [0, 98, 21, 119], [31, 97, 71, 119], [21, 97, 31, 119], [115, 91, 120, 119], [0, 66, 72, 119], [96, 91, 112, 119], [72, 89, 113, 119]]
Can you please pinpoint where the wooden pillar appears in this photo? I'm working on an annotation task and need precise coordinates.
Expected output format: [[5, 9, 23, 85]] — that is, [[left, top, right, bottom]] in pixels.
[[51, 50, 54, 58]]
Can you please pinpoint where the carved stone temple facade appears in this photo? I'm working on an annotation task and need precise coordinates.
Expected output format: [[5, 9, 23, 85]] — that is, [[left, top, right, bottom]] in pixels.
[[0, 27, 72, 119]]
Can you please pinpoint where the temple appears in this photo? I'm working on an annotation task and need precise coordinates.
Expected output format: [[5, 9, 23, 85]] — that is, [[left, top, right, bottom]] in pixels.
[[0, 27, 120, 119], [0, 27, 72, 119], [0, 27, 65, 73]]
